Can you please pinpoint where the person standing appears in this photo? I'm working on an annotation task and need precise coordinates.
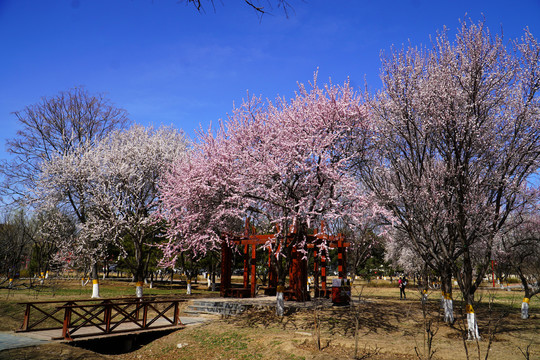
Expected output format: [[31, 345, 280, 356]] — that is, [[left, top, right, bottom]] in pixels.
[[399, 276, 407, 299]]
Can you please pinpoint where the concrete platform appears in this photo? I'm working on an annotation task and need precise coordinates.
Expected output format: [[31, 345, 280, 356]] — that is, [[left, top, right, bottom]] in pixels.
[[0, 332, 49, 351]]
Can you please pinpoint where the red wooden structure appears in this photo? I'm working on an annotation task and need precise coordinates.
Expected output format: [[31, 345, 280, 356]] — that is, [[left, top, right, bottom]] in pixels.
[[220, 220, 349, 302]]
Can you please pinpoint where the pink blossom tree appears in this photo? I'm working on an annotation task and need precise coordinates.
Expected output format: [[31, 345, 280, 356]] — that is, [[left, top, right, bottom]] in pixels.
[[362, 20, 540, 339], [39, 125, 187, 297], [160, 78, 382, 312]]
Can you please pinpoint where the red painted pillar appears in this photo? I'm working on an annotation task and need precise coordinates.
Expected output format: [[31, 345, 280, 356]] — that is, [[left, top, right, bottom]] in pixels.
[[313, 248, 319, 297], [343, 243, 347, 279], [321, 252, 327, 293], [289, 247, 297, 299], [243, 244, 249, 288], [251, 244, 257, 297], [338, 240, 346, 279]]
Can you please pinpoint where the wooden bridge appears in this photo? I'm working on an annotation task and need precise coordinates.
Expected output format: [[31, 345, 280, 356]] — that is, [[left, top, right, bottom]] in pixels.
[[16, 296, 186, 341]]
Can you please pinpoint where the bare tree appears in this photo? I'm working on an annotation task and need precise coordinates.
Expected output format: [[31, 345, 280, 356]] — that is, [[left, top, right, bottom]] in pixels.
[[1, 87, 130, 204], [1, 87, 130, 297], [0, 209, 33, 286], [0, 208, 71, 287], [182, 0, 295, 17]]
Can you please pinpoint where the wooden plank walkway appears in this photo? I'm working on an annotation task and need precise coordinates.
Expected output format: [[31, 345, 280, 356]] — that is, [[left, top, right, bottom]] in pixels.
[[19, 317, 183, 341]]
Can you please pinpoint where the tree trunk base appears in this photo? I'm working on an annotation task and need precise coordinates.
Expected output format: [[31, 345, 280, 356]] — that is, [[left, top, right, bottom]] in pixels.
[[91, 281, 100, 298], [136, 282, 143, 298], [521, 299, 530, 319], [443, 297, 454, 324], [276, 291, 284, 317], [466, 312, 480, 340]]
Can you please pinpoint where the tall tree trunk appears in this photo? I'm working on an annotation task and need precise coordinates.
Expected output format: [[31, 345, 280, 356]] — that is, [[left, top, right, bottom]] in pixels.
[[463, 291, 480, 340], [91, 262, 100, 298], [521, 296, 530, 320], [275, 261, 285, 316], [440, 265, 454, 324], [518, 271, 532, 319], [456, 242, 483, 340], [134, 239, 144, 298], [276, 283, 284, 316], [274, 240, 288, 317], [186, 278, 192, 295], [420, 266, 429, 304], [211, 256, 216, 292]]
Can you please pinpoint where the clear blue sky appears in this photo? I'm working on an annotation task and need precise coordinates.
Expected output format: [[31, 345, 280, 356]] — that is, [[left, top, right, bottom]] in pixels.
[[0, 0, 539, 160]]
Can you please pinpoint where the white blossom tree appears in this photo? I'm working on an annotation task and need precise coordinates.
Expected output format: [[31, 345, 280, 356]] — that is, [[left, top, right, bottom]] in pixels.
[[2, 87, 130, 296], [37, 142, 110, 297], [362, 20, 540, 339], [39, 125, 187, 297]]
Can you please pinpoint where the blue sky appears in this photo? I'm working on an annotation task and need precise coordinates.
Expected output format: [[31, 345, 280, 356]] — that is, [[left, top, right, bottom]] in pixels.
[[0, 0, 539, 161]]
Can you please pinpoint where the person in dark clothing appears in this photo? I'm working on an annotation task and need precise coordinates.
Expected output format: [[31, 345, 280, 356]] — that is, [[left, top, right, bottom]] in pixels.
[[399, 276, 407, 299]]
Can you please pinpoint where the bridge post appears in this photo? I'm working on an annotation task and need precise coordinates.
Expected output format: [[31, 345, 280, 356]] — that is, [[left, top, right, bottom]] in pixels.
[[142, 301, 148, 328], [173, 301, 180, 325], [104, 302, 112, 333], [62, 305, 73, 341], [20, 303, 30, 331], [135, 300, 141, 321]]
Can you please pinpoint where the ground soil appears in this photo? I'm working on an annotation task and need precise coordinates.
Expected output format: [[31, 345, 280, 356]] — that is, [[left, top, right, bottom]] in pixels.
[[1, 282, 539, 360]]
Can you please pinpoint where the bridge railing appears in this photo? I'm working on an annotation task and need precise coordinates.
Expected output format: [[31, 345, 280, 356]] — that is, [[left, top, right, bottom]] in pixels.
[[17, 296, 186, 340]]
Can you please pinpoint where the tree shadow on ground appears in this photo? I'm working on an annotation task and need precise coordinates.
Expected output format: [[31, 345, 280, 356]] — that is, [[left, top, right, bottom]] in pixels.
[[229, 299, 401, 337]]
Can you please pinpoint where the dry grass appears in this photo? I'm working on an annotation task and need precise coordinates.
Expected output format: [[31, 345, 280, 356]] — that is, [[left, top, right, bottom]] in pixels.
[[1, 279, 539, 360]]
